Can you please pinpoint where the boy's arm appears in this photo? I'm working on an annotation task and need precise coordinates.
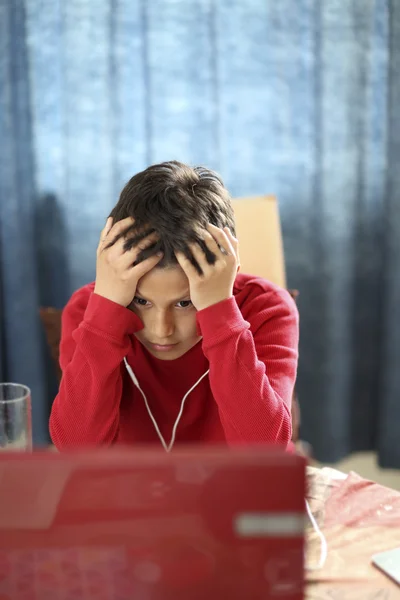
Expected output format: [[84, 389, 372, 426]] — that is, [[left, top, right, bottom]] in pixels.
[[175, 224, 298, 447], [196, 289, 299, 446], [50, 217, 162, 449], [49, 288, 142, 449]]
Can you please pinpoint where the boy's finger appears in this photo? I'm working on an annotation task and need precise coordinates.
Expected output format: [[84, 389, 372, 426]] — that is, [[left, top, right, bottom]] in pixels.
[[122, 229, 158, 253], [103, 217, 113, 237], [202, 229, 234, 259], [224, 227, 240, 260], [118, 231, 159, 265], [223, 226, 238, 243], [175, 251, 199, 279], [207, 223, 234, 256], [110, 216, 135, 233], [97, 217, 113, 255], [105, 217, 136, 248], [98, 217, 113, 251], [130, 252, 163, 278], [188, 243, 209, 273], [202, 230, 221, 255]]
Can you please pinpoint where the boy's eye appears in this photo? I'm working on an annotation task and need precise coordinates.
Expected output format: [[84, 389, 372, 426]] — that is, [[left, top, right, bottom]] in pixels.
[[176, 300, 193, 309], [133, 296, 149, 306]]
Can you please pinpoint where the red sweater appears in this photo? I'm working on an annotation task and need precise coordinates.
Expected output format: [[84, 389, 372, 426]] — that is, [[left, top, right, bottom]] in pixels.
[[50, 273, 299, 451]]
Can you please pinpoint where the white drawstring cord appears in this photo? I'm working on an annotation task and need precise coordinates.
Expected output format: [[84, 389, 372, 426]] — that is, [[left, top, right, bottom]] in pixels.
[[124, 357, 209, 453], [125, 358, 327, 568], [305, 498, 328, 570]]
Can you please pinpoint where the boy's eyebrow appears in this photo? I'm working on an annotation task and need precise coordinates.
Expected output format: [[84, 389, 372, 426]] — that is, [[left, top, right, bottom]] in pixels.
[[135, 288, 191, 303]]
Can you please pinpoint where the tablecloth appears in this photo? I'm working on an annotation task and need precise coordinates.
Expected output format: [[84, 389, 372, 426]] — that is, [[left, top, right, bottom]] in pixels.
[[306, 466, 400, 599]]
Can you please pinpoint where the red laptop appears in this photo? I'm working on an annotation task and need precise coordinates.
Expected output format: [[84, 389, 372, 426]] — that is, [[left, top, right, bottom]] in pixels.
[[0, 447, 306, 600]]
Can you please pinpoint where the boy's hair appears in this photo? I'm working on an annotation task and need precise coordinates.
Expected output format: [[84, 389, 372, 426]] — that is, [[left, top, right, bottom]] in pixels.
[[109, 161, 236, 269]]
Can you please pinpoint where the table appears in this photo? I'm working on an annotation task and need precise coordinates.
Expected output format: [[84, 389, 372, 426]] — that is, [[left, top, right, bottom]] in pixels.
[[306, 466, 400, 599]]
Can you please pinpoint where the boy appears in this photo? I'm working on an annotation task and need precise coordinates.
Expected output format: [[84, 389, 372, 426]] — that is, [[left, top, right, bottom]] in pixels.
[[50, 161, 299, 451]]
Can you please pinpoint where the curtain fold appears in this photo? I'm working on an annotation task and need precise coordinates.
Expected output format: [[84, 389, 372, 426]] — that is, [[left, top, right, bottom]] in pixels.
[[1, 0, 399, 465], [0, 0, 49, 443]]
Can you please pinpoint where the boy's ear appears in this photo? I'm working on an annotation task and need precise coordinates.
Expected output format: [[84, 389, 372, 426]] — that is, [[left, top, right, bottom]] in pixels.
[[237, 264, 241, 273]]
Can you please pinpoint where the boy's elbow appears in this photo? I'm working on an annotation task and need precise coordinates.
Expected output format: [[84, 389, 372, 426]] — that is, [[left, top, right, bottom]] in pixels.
[[267, 402, 292, 447]]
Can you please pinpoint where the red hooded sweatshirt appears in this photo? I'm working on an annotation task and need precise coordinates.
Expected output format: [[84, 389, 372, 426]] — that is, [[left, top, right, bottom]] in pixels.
[[49, 273, 299, 451]]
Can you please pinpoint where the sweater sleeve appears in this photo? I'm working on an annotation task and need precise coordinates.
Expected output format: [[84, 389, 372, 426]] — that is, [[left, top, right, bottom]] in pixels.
[[49, 287, 142, 449], [196, 287, 299, 447]]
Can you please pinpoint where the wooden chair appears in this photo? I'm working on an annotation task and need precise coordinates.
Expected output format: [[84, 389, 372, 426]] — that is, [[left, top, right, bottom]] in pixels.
[[39, 307, 63, 383], [41, 195, 305, 447], [233, 195, 287, 288], [233, 195, 303, 445]]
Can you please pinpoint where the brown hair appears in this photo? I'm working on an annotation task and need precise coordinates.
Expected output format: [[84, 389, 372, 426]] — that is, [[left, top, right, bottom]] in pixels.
[[109, 161, 235, 269]]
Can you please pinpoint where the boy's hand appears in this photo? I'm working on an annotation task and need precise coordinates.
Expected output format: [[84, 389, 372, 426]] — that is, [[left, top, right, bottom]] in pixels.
[[175, 224, 239, 311], [94, 217, 162, 307]]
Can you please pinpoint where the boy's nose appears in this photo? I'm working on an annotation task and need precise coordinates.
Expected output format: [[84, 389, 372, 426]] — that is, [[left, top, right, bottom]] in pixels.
[[152, 311, 175, 339]]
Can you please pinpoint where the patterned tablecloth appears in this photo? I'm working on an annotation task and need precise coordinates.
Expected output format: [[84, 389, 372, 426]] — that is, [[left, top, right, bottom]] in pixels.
[[306, 466, 400, 599]]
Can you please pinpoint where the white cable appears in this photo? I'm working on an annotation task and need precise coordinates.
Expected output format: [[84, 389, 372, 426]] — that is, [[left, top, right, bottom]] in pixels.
[[304, 498, 328, 570], [124, 357, 209, 453], [126, 358, 327, 569]]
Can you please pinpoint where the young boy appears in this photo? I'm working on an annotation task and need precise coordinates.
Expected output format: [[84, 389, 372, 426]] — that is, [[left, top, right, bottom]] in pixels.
[[50, 161, 299, 451]]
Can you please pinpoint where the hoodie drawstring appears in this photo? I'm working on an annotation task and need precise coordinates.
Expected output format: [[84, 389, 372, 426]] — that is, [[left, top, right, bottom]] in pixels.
[[124, 357, 209, 452]]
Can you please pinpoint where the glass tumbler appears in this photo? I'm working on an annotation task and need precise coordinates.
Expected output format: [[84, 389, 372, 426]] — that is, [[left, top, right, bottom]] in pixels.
[[0, 383, 32, 451]]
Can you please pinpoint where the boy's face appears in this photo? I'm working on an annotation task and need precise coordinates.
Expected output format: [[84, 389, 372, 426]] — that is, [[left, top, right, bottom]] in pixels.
[[130, 265, 201, 360]]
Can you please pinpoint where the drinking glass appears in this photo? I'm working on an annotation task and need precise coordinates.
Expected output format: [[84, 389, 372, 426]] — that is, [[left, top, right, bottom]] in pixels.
[[0, 383, 32, 451]]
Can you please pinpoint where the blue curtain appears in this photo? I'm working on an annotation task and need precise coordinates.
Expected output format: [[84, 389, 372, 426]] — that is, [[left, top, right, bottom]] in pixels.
[[1, 0, 400, 466]]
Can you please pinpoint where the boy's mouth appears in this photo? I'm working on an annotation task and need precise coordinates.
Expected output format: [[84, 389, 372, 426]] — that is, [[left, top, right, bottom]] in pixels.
[[149, 342, 179, 352]]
